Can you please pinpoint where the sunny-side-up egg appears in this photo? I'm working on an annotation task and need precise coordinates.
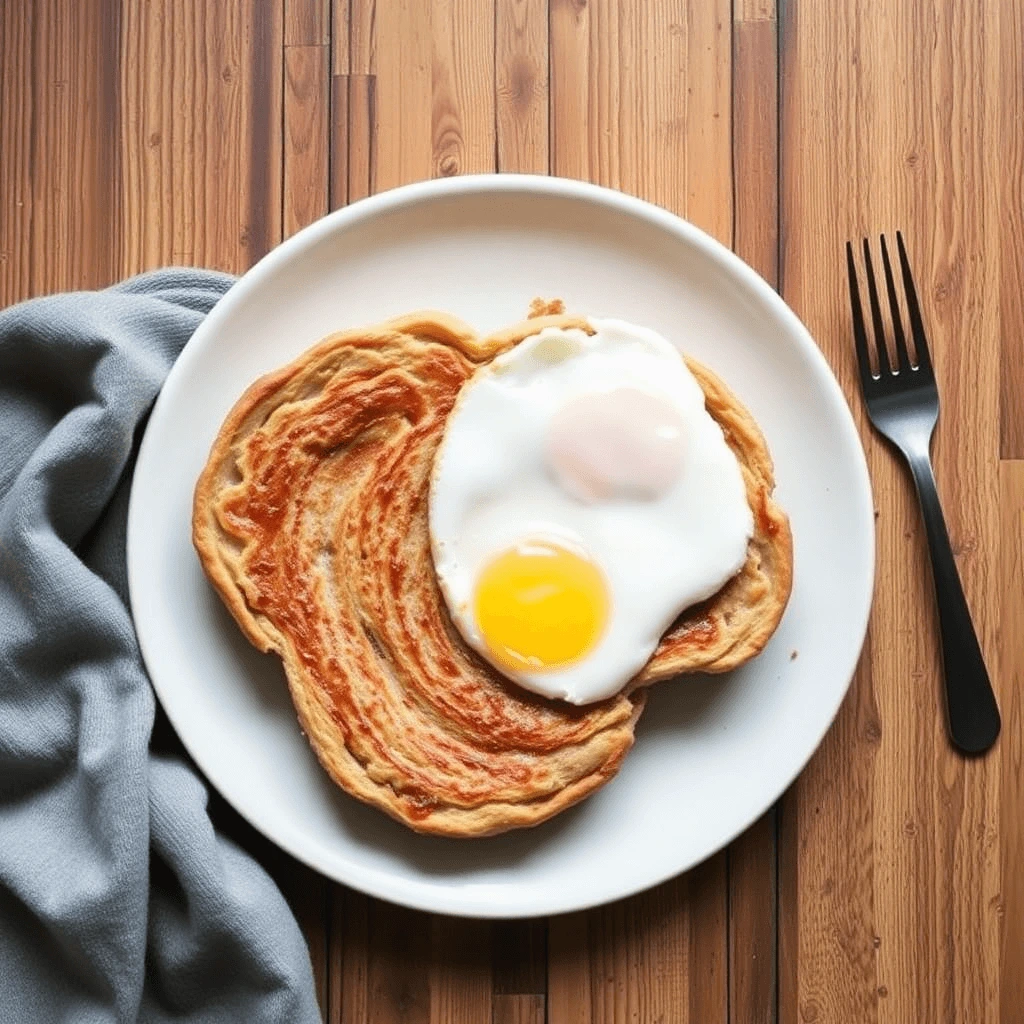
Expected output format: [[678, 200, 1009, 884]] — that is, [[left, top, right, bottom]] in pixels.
[[428, 318, 754, 704]]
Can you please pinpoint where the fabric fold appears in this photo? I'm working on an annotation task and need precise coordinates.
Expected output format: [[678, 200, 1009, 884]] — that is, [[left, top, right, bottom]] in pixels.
[[0, 270, 321, 1024]]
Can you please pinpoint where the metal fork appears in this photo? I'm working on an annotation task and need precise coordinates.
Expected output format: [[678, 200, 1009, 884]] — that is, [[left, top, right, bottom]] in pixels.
[[846, 232, 1000, 755]]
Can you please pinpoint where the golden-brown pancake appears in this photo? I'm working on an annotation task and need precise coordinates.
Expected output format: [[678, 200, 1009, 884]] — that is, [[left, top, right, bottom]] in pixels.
[[192, 308, 791, 837]]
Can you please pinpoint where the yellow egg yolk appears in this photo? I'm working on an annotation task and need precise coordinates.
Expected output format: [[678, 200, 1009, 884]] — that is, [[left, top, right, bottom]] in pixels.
[[473, 540, 608, 673]]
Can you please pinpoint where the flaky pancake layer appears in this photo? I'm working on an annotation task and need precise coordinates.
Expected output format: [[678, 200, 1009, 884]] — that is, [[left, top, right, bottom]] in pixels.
[[193, 312, 645, 837], [634, 357, 793, 684], [193, 310, 791, 837]]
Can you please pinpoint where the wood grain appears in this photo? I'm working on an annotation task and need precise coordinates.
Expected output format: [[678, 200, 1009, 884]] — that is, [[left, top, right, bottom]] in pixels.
[[431, 0, 496, 177], [728, 813, 776, 1024], [999, 463, 1024, 1022], [368, 903, 432, 1024], [9, 1, 1024, 1022], [7, 0, 123, 298], [0, 2, 35, 306], [284, 44, 330, 237], [330, 888, 370, 1023], [999, 0, 1024, 458], [496, 0, 548, 173], [120, 0, 283, 273], [493, 993, 544, 1024], [493, 919, 547, 1024], [780, 3, 1006, 1024], [549, 878, 693, 1024], [430, 917, 493, 1023], [349, 0, 432, 189], [331, 73, 376, 206], [286, 0, 330, 46]]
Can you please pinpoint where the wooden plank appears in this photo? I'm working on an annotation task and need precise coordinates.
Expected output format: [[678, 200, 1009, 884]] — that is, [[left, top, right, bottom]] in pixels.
[[736, 0, 774, 19], [493, 918, 547, 994], [554, 0, 727, 222], [779, 1, 1004, 1022], [728, 812, 776, 1024], [546, 912, 590, 1024], [732, 9, 778, 285], [729, 6, 778, 1023], [430, 917, 493, 1024], [119, 0, 283, 274], [493, 993, 545, 1024], [331, 905, 492, 1024], [688, 857, 729, 1023], [349, 0, 432, 189], [332, 0, 351, 74], [999, 1, 1024, 458], [547, 0, 589, 185], [999, 462, 1024, 1023], [334, 898, 502, 1024], [0, 1, 35, 306], [548, 877, 697, 1024], [284, 45, 330, 237], [20, 0, 122, 296], [286, 0, 330, 46], [331, 887, 370, 1024], [431, 0, 496, 176], [495, 0, 548, 174], [342, 74, 376, 204], [329, 74, 350, 210], [492, 919, 546, 1024], [368, 903, 432, 1024], [683, 0, 732, 243]]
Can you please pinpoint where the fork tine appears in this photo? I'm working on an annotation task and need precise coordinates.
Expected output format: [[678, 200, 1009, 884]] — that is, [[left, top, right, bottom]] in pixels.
[[846, 241, 875, 383], [879, 235, 912, 373], [896, 231, 933, 376], [862, 239, 892, 377]]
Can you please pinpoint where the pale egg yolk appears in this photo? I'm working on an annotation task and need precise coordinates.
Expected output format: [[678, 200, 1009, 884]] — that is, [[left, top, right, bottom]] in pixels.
[[546, 388, 687, 502], [473, 541, 608, 672]]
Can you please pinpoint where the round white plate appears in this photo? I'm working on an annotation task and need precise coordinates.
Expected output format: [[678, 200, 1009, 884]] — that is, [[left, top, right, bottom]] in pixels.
[[128, 175, 874, 918]]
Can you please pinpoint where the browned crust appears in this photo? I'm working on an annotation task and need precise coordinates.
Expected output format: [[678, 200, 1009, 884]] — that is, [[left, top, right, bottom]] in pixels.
[[192, 309, 791, 837], [193, 311, 642, 838], [633, 357, 794, 684]]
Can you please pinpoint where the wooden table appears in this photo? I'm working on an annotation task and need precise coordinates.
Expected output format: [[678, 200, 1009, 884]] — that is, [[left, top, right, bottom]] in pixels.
[[3, 1, 1021, 1020]]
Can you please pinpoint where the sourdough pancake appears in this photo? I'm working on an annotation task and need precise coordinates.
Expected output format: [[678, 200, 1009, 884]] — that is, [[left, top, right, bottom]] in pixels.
[[193, 309, 791, 836]]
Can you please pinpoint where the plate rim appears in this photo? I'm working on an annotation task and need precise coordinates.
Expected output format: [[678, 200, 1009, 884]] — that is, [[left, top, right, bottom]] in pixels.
[[127, 173, 875, 918]]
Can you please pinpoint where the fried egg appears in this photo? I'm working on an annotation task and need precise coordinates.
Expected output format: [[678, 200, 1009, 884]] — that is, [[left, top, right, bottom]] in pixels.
[[428, 318, 754, 704]]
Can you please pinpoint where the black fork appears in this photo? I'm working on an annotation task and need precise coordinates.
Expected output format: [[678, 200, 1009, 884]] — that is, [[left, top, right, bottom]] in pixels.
[[846, 232, 1000, 755]]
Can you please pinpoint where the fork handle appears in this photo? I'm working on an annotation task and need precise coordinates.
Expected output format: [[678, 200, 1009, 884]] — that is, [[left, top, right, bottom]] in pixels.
[[906, 450, 1000, 754]]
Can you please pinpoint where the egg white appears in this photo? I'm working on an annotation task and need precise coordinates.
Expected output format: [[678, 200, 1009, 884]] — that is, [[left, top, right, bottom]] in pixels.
[[428, 318, 754, 704]]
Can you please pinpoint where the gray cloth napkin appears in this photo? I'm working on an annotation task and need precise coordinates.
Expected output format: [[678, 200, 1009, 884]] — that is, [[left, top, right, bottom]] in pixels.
[[0, 270, 321, 1023]]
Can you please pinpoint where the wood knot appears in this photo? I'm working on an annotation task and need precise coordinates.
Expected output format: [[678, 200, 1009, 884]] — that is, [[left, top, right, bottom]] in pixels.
[[507, 57, 534, 107]]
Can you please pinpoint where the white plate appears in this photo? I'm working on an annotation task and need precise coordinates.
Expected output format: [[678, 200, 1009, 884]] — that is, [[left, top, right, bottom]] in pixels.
[[128, 175, 874, 918]]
